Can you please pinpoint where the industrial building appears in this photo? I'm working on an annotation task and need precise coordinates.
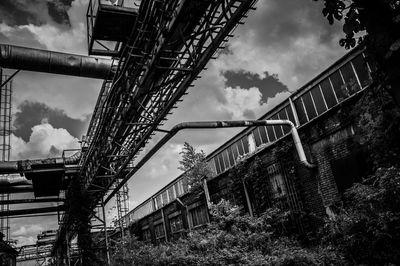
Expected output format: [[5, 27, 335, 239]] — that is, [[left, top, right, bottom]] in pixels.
[[119, 46, 373, 243]]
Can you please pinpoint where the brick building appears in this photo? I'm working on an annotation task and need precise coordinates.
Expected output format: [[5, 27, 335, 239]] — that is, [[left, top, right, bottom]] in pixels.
[[119, 46, 374, 243]]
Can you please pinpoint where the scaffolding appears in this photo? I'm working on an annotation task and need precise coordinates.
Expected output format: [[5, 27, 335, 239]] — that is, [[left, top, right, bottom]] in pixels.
[[0, 67, 12, 241]]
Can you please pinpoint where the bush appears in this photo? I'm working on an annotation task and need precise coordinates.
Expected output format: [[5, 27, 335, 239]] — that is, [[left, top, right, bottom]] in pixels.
[[111, 200, 344, 265], [322, 167, 400, 265]]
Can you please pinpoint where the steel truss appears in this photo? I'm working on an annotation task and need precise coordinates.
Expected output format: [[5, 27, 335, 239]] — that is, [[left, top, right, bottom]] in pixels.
[[54, 0, 258, 258], [0, 68, 12, 241]]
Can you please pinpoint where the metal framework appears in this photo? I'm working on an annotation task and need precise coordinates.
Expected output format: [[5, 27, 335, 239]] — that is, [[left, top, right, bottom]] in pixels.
[[54, 0, 258, 257], [0, 68, 12, 241]]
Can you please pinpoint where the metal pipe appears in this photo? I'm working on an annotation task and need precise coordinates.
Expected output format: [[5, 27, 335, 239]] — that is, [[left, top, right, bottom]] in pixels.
[[105, 119, 315, 204], [0, 205, 65, 217], [0, 185, 33, 194], [0, 198, 63, 205], [0, 44, 113, 79], [0, 156, 80, 175]]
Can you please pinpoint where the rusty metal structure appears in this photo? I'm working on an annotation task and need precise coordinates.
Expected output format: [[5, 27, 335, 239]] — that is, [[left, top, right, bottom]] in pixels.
[[0, 0, 258, 263]]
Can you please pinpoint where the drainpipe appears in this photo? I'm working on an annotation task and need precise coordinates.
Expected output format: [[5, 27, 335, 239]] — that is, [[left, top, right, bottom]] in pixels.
[[106, 119, 316, 204], [0, 44, 113, 79]]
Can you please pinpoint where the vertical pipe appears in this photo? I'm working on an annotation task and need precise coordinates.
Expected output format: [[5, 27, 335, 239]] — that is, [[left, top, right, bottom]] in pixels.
[[101, 199, 110, 266], [242, 181, 253, 217]]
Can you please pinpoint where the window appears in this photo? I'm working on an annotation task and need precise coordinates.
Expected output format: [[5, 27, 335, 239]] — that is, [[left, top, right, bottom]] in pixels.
[[277, 109, 290, 134], [269, 173, 286, 198], [222, 150, 230, 169], [232, 143, 239, 162], [310, 85, 327, 115], [190, 205, 208, 227], [155, 194, 162, 209], [213, 157, 221, 174], [168, 186, 175, 201], [285, 106, 296, 124], [227, 146, 235, 166], [169, 215, 184, 233], [154, 222, 165, 239], [340, 62, 361, 95], [247, 134, 256, 153], [142, 228, 151, 242], [253, 127, 263, 147], [266, 125, 276, 142], [242, 136, 249, 154], [293, 98, 308, 124], [218, 153, 225, 172], [258, 126, 268, 143], [237, 139, 245, 155], [302, 91, 317, 121], [162, 191, 168, 205], [271, 114, 283, 138], [320, 77, 338, 107], [351, 54, 371, 88], [174, 180, 184, 196]]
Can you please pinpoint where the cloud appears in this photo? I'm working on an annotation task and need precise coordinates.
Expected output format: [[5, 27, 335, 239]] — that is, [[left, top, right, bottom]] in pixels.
[[12, 224, 44, 237], [13, 101, 90, 142], [0, 0, 74, 28], [215, 0, 346, 91], [11, 122, 80, 160]]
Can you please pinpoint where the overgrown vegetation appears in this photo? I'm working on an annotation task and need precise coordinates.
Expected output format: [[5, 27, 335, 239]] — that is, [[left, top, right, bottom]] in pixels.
[[110, 200, 344, 266]]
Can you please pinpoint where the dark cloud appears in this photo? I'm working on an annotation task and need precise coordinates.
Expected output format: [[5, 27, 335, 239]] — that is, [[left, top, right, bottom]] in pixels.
[[224, 71, 288, 103], [13, 101, 90, 141], [0, 0, 73, 27]]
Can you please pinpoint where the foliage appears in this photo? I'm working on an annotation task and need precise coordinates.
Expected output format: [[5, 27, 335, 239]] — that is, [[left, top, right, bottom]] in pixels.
[[314, 0, 400, 103], [353, 86, 400, 169], [110, 200, 344, 265], [178, 142, 214, 190], [321, 167, 400, 265]]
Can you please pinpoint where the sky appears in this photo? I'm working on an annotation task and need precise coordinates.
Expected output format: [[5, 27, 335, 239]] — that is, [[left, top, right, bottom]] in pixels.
[[0, 0, 347, 262]]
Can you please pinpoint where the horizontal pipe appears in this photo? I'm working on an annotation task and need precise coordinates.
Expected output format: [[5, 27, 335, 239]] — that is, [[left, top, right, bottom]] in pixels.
[[0, 175, 31, 186], [0, 44, 113, 79], [0, 185, 33, 194], [0, 205, 65, 217], [0, 198, 63, 205], [105, 119, 316, 204], [0, 156, 80, 175]]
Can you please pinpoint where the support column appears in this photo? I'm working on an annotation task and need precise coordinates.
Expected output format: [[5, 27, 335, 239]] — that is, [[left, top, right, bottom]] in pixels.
[[101, 199, 110, 266]]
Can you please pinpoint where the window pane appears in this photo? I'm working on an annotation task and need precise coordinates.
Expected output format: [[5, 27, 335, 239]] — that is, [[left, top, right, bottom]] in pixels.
[[352, 54, 371, 88], [319, 77, 337, 108], [293, 98, 308, 124], [259, 126, 268, 143], [242, 136, 249, 154], [278, 109, 290, 134], [271, 114, 283, 138], [310, 85, 327, 115], [341, 62, 361, 95], [162, 191, 168, 204], [168, 186, 175, 201], [285, 106, 296, 124], [266, 125, 276, 142], [253, 128, 262, 147], [214, 157, 221, 174], [218, 154, 225, 172], [327, 72, 344, 103], [302, 92, 317, 121], [232, 144, 239, 162], [222, 150, 230, 169], [227, 146, 235, 166], [237, 140, 245, 155]]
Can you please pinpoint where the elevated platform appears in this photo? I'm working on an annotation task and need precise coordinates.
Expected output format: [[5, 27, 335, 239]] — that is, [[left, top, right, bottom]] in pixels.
[[87, 0, 139, 56]]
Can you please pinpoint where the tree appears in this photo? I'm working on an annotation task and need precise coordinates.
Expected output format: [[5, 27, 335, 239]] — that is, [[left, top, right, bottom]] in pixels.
[[314, 0, 400, 103], [178, 142, 214, 190]]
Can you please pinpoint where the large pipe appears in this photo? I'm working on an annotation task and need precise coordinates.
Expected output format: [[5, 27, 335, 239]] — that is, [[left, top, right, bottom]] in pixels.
[[0, 44, 113, 79], [105, 119, 316, 204], [0, 156, 80, 175]]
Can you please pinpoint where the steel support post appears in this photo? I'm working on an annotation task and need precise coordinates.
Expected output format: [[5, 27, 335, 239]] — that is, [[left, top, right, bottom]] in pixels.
[[101, 198, 110, 266]]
